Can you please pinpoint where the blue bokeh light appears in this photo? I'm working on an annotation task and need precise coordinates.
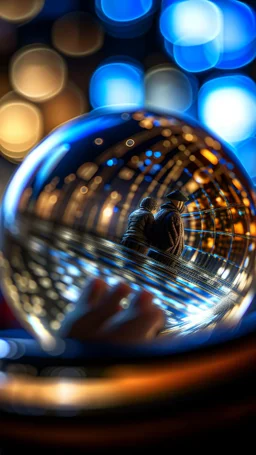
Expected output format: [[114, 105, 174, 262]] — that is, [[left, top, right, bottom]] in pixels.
[[173, 38, 221, 73], [235, 138, 256, 178], [160, 0, 222, 46], [215, 0, 256, 69], [198, 75, 256, 143], [98, 0, 153, 22], [95, 0, 155, 37], [89, 62, 144, 110]]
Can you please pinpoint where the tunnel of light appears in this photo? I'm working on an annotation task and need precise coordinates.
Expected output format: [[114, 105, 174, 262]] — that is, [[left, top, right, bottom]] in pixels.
[[0, 109, 255, 349], [89, 62, 144, 110], [198, 75, 256, 144]]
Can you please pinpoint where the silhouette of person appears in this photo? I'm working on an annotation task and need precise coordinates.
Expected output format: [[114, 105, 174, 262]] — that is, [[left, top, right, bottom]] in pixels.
[[149, 190, 189, 265], [120, 197, 158, 255]]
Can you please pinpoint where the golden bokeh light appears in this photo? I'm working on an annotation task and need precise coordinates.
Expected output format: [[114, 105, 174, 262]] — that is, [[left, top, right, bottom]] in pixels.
[[41, 82, 87, 134], [0, 99, 43, 160], [11, 45, 67, 102], [0, 0, 44, 23], [200, 148, 218, 165], [52, 12, 104, 57]]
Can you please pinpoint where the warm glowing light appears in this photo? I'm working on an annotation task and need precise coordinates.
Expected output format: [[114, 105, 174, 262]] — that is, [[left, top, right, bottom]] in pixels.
[[126, 139, 135, 147], [41, 82, 86, 134], [11, 46, 67, 102], [94, 138, 103, 145], [0, 0, 44, 23], [103, 206, 113, 218], [77, 163, 98, 181], [184, 133, 194, 142], [193, 168, 211, 184], [0, 100, 43, 158], [200, 149, 218, 165], [243, 198, 250, 207], [232, 179, 242, 191], [52, 12, 104, 57]]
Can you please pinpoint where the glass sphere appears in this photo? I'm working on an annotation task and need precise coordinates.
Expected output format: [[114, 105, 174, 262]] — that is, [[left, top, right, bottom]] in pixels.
[[0, 108, 255, 351]]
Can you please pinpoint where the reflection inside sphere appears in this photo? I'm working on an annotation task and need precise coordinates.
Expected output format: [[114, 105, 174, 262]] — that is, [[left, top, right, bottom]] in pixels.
[[0, 109, 255, 350]]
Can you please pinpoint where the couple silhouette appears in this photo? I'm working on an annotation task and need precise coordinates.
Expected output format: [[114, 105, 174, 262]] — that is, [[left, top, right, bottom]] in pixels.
[[120, 190, 189, 264]]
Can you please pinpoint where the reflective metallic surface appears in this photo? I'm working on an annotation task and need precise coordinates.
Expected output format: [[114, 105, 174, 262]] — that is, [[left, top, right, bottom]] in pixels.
[[0, 109, 255, 349]]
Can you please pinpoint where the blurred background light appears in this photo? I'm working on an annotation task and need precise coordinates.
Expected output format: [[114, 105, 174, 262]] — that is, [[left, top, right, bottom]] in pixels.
[[95, 0, 155, 38], [173, 39, 221, 73], [160, 0, 222, 72], [11, 46, 67, 102], [52, 12, 104, 58], [0, 0, 44, 23], [89, 61, 144, 109], [41, 82, 87, 134], [215, 0, 256, 69], [198, 75, 256, 143], [0, 98, 43, 161], [98, 0, 153, 22], [160, 0, 222, 46], [145, 65, 196, 113], [234, 137, 256, 179]]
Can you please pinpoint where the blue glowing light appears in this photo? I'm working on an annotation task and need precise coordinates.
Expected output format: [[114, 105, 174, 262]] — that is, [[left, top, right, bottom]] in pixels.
[[235, 138, 256, 178], [107, 158, 118, 166], [98, 0, 153, 22], [145, 150, 153, 157], [198, 75, 256, 143], [145, 66, 196, 112], [215, 0, 256, 69], [160, 0, 222, 46], [173, 39, 221, 72], [154, 151, 162, 158], [89, 62, 144, 110], [34, 143, 70, 196], [145, 159, 152, 166]]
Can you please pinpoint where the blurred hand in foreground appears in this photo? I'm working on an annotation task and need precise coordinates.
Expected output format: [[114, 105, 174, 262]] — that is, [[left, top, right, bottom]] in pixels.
[[67, 278, 165, 344]]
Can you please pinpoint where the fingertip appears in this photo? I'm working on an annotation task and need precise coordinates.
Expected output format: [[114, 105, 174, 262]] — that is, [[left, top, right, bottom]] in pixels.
[[135, 289, 154, 312]]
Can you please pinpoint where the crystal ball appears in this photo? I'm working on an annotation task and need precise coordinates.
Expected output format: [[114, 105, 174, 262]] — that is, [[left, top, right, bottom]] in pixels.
[[0, 108, 255, 350]]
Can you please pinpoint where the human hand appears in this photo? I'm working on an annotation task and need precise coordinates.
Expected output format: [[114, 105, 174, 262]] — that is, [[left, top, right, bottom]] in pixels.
[[67, 278, 165, 344]]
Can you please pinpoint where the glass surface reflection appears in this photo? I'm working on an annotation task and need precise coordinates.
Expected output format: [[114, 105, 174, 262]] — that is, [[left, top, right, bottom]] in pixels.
[[0, 109, 255, 350]]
